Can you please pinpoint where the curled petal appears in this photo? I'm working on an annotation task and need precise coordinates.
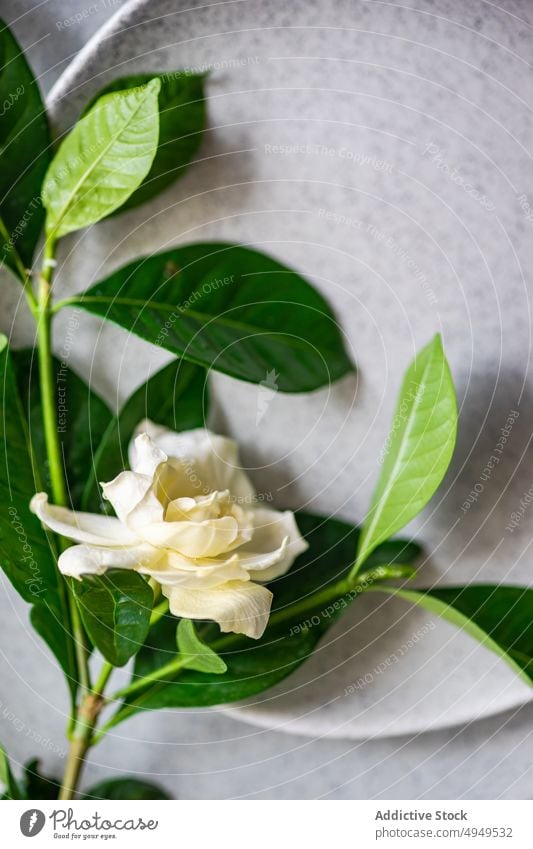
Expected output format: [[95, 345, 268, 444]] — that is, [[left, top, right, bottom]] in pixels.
[[147, 552, 249, 588], [30, 493, 139, 546], [102, 470, 163, 528], [129, 431, 167, 476], [162, 580, 273, 639], [58, 543, 162, 579], [139, 515, 242, 558], [242, 508, 309, 581]]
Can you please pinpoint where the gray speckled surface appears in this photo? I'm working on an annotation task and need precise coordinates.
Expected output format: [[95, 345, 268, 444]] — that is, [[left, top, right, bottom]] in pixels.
[[1, 0, 533, 797]]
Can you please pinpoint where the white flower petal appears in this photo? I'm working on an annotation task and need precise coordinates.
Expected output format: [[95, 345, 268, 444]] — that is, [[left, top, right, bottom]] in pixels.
[[58, 543, 161, 579], [129, 432, 167, 476], [146, 552, 249, 588], [132, 420, 256, 501], [140, 515, 241, 557], [242, 508, 309, 581], [30, 493, 139, 546], [102, 470, 164, 530], [162, 580, 273, 638]]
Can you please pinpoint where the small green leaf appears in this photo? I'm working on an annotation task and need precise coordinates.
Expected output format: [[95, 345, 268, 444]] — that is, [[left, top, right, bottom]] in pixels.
[[177, 619, 227, 674], [0, 336, 77, 700], [374, 585, 533, 686], [42, 78, 161, 238], [81, 359, 206, 512], [73, 570, 153, 666], [0, 19, 50, 277], [83, 71, 206, 212], [23, 759, 60, 800], [84, 777, 170, 800], [0, 744, 24, 800], [355, 334, 457, 571], [66, 242, 354, 392], [12, 348, 112, 507]]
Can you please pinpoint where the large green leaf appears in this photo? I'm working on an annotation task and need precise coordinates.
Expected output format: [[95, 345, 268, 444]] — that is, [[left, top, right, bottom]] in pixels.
[[0, 336, 77, 698], [102, 514, 420, 726], [374, 585, 533, 686], [355, 334, 457, 571], [0, 19, 50, 277], [82, 359, 206, 512], [64, 243, 354, 392], [12, 348, 112, 507], [73, 570, 153, 666], [84, 777, 170, 800], [42, 79, 160, 238], [83, 71, 206, 212]]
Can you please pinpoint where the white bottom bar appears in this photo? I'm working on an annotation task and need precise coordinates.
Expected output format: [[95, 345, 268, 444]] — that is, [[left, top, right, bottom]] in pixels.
[[3, 800, 532, 848]]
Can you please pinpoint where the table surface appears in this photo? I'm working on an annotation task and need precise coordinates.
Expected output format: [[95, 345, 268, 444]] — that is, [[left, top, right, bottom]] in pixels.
[[0, 0, 532, 799]]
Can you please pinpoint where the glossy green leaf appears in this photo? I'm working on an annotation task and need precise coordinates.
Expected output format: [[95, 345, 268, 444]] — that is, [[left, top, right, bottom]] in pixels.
[[0, 336, 77, 699], [82, 359, 206, 513], [84, 777, 170, 800], [0, 19, 50, 277], [374, 584, 533, 686], [42, 79, 161, 238], [104, 514, 420, 724], [12, 348, 112, 507], [23, 759, 60, 800], [73, 570, 153, 666], [65, 242, 354, 392], [177, 618, 227, 674], [0, 744, 24, 800], [83, 71, 206, 212], [355, 334, 457, 571]]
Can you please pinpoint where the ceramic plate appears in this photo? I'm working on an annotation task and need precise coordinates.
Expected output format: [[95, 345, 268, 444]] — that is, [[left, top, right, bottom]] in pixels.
[[36, 0, 533, 738]]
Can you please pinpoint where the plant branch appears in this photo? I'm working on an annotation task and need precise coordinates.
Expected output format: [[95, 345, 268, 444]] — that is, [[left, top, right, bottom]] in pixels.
[[95, 564, 415, 739]]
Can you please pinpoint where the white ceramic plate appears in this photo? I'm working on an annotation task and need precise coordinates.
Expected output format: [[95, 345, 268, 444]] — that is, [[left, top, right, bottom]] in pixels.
[[38, 0, 533, 738]]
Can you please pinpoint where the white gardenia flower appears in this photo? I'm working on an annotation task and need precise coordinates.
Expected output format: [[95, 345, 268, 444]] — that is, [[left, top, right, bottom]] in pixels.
[[30, 421, 308, 639]]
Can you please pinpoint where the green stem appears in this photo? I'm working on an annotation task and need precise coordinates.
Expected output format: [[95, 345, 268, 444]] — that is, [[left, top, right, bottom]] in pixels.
[[34, 235, 96, 796], [58, 690, 104, 800], [36, 237, 67, 507]]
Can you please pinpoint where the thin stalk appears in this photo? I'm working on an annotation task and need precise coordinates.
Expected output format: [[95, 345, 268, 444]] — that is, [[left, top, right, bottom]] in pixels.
[[58, 690, 105, 800], [34, 236, 96, 795]]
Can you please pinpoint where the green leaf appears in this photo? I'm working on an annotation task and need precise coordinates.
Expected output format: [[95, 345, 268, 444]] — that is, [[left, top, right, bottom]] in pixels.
[[176, 619, 227, 673], [65, 242, 355, 392], [105, 514, 419, 722], [374, 585, 533, 686], [22, 759, 60, 800], [42, 78, 161, 238], [84, 777, 170, 800], [83, 71, 206, 212], [81, 359, 206, 513], [0, 744, 24, 800], [12, 348, 112, 507], [0, 336, 77, 699], [0, 19, 50, 277], [72, 570, 153, 666], [355, 334, 457, 571]]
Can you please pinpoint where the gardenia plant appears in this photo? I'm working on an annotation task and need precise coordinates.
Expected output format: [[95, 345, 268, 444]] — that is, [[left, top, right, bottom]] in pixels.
[[0, 20, 532, 802]]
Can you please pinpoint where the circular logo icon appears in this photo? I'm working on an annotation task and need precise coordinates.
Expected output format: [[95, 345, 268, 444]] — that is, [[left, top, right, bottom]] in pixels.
[[20, 809, 46, 837]]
